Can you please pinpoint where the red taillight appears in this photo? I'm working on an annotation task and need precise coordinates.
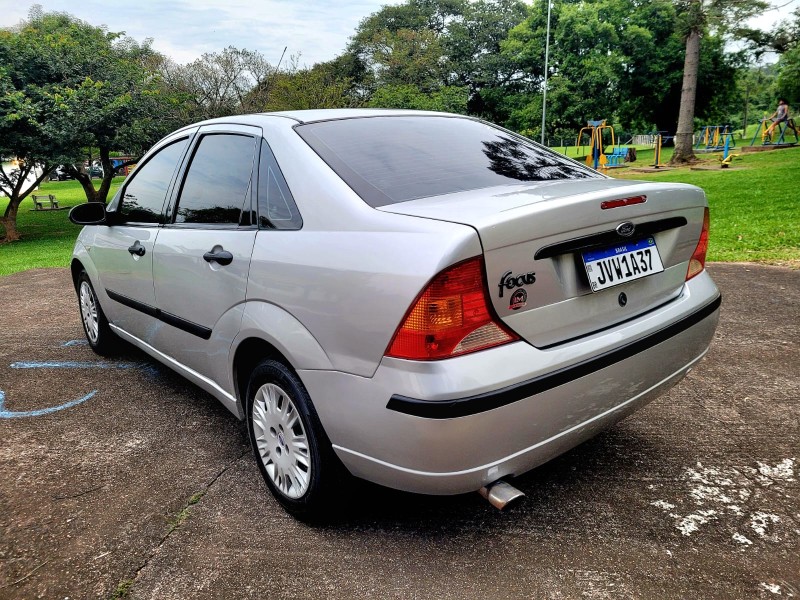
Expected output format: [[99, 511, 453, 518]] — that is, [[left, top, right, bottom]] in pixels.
[[386, 257, 519, 360], [686, 208, 710, 281]]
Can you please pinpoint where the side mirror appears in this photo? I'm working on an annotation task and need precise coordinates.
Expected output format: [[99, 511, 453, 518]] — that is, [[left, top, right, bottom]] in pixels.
[[69, 202, 109, 225]]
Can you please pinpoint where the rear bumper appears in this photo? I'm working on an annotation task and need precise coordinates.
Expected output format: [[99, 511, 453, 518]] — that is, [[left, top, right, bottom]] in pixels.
[[301, 271, 720, 495]]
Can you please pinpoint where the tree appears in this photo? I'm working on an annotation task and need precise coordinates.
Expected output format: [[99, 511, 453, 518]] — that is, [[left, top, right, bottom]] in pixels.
[[340, 0, 526, 120], [0, 9, 181, 242], [0, 11, 97, 241], [501, 0, 748, 143], [443, 0, 528, 122], [0, 65, 72, 241], [671, 0, 767, 164], [770, 8, 800, 105], [255, 58, 362, 111], [158, 46, 274, 121], [367, 84, 468, 111], [503, 0, 664, 135], [775, 46, 800, 105]]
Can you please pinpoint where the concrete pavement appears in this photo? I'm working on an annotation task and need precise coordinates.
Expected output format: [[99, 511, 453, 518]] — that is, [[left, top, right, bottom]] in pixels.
[[0, 264, 797, 599]]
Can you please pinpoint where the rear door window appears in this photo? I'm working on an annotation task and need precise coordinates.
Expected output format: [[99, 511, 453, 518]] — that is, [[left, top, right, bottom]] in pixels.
[[296, 116, 602, 207], [173, 133, 257, 225]]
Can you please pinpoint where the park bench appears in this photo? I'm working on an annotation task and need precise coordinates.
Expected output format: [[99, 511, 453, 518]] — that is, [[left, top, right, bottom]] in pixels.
[[605, 146, 634, 167], [32, 194, 59, 210]]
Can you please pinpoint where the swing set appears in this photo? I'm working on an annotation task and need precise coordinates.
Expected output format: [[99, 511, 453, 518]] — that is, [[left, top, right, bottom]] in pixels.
[[575, 120, 629, 170]]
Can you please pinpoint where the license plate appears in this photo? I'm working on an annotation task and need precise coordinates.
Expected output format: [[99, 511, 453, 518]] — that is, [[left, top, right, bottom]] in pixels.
[[582, 237, 664, 292]]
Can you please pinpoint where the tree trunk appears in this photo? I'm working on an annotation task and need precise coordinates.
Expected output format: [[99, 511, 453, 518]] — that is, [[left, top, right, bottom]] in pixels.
[[72, 147, 118, 204], [0, 201, 21, 243], [671, 28, 701, 164], [74, 168, 100, 203], [1, 164, 54, 242], [96, 147, 117, 203]]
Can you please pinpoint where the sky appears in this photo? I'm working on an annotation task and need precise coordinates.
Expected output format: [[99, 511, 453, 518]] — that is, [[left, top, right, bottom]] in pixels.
[[0, 0, 403, 67], [0, 0, 796, 67]]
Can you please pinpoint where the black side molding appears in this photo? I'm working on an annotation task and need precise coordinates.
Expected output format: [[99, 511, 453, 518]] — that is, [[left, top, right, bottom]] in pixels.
[[106, 289, 212, 340], [534, 217, 688, 260], [386, 294, 721, 419]]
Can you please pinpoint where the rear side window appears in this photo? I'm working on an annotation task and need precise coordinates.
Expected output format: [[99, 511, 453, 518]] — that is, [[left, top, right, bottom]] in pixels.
[[174, 133, 256, 225], [119, 138, 189, 223], [257, 139, 302, 230], [296, 116, 602, 207]]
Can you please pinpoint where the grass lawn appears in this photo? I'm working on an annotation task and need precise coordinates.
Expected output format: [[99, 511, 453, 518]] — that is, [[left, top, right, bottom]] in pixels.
[[0, 178, 123, 276], [1, 147, 798, 276], [609, 145, 800, 265]]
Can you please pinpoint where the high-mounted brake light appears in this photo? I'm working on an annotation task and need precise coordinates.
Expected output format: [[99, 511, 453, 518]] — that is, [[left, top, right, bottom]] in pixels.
[[686, 208, 710, 281], [601, 195, 647, 210], [386, 257, 518, 360]]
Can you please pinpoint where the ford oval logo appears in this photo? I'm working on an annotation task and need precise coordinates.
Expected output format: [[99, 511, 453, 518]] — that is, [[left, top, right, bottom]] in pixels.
[[616, 222, 635, 237]]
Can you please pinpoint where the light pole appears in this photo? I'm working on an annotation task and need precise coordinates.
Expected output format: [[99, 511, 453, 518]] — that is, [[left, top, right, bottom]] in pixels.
[[541, 0, 552, 146]]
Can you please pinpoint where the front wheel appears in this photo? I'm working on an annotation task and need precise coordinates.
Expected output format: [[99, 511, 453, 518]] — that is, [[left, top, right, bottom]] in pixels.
[[77, 271, 117, 355], [246, 359, 343, 520]]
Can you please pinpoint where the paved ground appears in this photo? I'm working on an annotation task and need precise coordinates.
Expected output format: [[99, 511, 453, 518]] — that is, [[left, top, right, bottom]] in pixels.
[[0, 264, 797, 600]]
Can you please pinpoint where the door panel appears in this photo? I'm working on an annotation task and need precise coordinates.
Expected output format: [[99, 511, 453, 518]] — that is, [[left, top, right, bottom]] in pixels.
[[89, 134, 193, 341], [91, 226, 159, 339], [152, 228, 256, 326], [151, 125, 260, 376]]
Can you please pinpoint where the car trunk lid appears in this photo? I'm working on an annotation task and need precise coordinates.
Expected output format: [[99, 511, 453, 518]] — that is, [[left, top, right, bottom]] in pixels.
[[378, 179, 707, 347]]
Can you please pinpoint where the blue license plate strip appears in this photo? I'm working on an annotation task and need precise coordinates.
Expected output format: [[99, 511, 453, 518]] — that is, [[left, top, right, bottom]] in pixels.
[[582, 237, 664, 292]]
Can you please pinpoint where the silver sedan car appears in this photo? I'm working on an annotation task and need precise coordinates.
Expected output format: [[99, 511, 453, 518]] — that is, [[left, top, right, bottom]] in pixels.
[[69, 109, 720, 518]]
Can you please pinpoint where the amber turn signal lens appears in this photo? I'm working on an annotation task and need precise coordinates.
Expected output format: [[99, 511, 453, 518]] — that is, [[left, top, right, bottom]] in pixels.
[[386, 257, 518, 360]]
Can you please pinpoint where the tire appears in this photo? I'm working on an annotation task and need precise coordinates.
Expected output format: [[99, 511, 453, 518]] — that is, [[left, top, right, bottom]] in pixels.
[[246, 359, 343, 520], [77, 271, 117, 355]]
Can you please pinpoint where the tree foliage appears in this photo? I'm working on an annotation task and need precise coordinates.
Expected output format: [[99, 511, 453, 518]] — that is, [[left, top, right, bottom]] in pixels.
[[256, 58, 362, 111], [0, 0, 788, 243], [367, 84, 468, 112], [769, 9, 800, 105], [502, 0, 741, 141], [0, 8, 180, 241], [342, 0, 527, 122], [158, 46, 274, 121]]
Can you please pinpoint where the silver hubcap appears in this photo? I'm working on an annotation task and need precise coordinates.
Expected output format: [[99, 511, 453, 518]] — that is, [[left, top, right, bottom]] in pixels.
[[251, 383, 311, 499], [79, 281, 99, 343]]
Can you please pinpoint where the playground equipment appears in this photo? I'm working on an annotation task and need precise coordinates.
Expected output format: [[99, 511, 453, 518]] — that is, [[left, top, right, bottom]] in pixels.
[[718, 132, 739, 168], [750, 117, 799, 146], [695, 125, 734, 151], [575, 120, 630, 170], [650, 132, 671, 168]]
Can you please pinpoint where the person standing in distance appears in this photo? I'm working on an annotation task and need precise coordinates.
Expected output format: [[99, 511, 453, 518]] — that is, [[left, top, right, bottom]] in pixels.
[[764, 98, 797, 140]]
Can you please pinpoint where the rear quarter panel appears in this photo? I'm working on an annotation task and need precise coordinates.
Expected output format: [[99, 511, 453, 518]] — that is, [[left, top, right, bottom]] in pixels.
[[247, 118, 483, 377]]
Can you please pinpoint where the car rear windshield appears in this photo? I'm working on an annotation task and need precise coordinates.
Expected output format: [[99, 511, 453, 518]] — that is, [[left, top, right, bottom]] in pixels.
[[295, 115, 602, 207]]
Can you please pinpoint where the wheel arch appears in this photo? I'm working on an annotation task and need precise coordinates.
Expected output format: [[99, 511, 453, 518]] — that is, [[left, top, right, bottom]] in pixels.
[[232, 337, 292, 419], [70, 258, 84, 289], [230, 301, 334, 420], [70, 241, 100, 292]]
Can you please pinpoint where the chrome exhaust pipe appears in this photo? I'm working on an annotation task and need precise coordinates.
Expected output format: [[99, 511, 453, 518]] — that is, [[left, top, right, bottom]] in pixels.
[[478, 480, 525, 510]]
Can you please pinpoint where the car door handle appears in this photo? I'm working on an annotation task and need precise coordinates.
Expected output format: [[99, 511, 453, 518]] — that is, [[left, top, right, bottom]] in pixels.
[[203, 250, 233, 266], [127, 241, 146, 257]]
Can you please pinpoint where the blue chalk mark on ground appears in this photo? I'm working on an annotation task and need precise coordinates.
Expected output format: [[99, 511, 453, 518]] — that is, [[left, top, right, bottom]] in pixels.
[[0, 389, 97, 419], [2, 345, 163, 418], [11, 361, 141, 369], [60, 339, 89, 347]]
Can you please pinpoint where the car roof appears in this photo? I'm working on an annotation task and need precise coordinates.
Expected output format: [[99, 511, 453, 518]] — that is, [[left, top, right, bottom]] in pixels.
[[186, 109, 463, 130]]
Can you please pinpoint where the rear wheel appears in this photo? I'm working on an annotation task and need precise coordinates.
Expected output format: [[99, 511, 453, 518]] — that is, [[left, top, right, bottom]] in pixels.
[[246, 359, 342, 520], [77, 271, 117, 355]]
